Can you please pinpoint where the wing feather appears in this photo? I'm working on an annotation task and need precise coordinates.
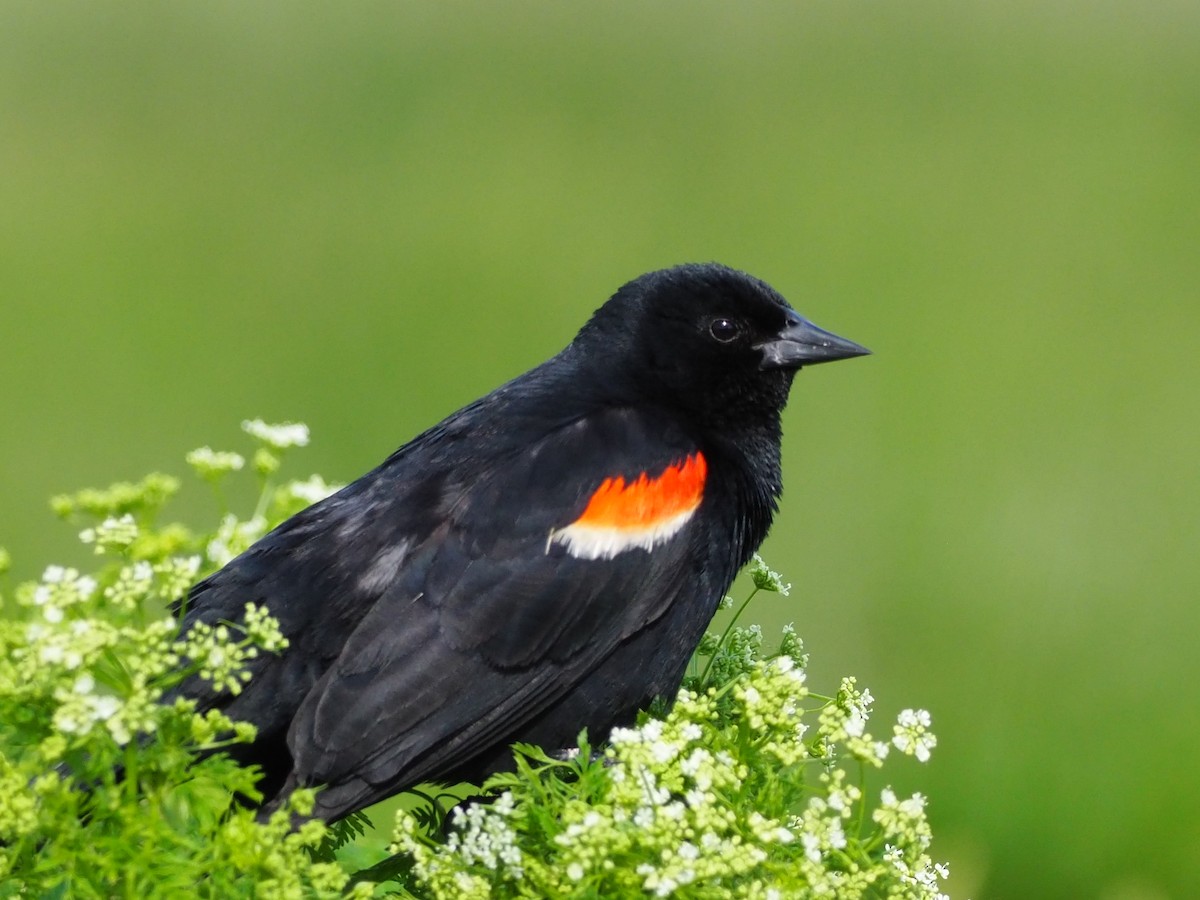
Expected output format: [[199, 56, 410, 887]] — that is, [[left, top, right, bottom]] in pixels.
[[283, 408, 707, 815], [178, 404, 717, 821]]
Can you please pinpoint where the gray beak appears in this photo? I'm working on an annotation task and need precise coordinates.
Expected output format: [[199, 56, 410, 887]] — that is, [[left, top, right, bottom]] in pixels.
[[758, 310, 871, 369]]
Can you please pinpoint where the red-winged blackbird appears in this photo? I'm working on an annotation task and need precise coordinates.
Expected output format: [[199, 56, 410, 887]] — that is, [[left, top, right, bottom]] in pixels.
[[176, 263, 868, 822]]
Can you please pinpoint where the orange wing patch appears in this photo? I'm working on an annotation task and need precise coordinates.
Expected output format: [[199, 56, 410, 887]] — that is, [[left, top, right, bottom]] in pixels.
[[549, 453, 707, 560]]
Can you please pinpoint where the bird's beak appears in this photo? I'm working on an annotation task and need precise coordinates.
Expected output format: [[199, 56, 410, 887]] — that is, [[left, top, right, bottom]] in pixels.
[[757, 311, 871, 369]]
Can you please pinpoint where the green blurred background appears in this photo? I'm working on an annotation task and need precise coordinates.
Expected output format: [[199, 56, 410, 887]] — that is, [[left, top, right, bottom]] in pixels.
[[3, 2, 1198, 896]]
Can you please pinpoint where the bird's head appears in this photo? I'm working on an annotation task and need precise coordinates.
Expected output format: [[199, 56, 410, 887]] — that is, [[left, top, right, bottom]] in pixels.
[[574, 263, 869, 428]]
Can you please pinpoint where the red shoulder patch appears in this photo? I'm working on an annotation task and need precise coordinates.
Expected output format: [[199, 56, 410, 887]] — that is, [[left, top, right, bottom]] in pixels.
[[574, 453, 707, 529], [549, 453, 707, 560]]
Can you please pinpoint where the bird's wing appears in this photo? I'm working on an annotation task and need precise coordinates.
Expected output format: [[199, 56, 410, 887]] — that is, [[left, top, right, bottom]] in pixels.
[[285, 405, 712, 813]]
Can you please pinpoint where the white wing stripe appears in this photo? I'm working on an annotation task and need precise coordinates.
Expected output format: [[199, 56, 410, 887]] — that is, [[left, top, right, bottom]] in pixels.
[[548, 506, 697, 560]]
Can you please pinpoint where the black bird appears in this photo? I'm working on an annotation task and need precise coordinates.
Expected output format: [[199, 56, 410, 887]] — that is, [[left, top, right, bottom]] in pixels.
[[176, 263, 869, 822]]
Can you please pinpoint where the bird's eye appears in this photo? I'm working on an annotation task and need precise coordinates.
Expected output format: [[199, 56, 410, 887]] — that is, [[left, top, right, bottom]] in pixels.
[[708, 317, 741, 343]]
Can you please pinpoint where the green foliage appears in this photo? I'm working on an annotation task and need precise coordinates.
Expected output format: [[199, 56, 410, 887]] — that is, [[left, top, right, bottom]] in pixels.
[[0, 422, 365, 898], [0, 426, 945, 898]]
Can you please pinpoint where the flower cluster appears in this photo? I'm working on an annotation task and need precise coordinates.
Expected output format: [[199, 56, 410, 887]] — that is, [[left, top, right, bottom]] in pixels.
[[27, 565, 98, 624], [0, 421, 367, 897], [186, 446, 246, 480], [78, 513, 140, 555], [876, 789, 947, 896], [398, 790, 528, 896], [893, 707, 938, 762], [183, 620, 261, 697], [241, 418, 310, 478], [103, 561, 155, 610], [393, 618, 949, 899], [154, 554, 203, 602], [241, 418, 310, 450], [9, 563, 283, 750], [816, 676, 891, 767], [748, 552, 792, 595]]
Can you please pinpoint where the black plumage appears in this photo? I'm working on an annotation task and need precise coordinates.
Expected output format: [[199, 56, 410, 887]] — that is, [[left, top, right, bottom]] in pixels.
[[175, 263, 868, 822]]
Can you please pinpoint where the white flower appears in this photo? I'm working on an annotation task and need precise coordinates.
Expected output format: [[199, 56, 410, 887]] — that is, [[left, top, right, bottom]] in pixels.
[[827, 818, 846, 849], [91, 694, 121, 721], [39, 644, 64, 664], [241, 418, 310, 449], [649, 740, 677, 764], [893, 708, 937, 762], [679, 748, 711, 778], [186, 446, 246, 477], [802, 832, 822, 863], [844, 685, 874, 737]]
